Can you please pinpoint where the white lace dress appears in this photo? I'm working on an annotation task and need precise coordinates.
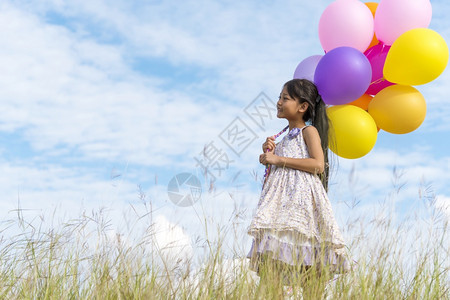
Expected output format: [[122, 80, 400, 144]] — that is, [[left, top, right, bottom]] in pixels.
[[247, 126, 350, 274]]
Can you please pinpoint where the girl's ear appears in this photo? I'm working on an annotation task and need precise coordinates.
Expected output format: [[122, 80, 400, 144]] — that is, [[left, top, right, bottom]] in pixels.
[[298, 102, 309, 113]]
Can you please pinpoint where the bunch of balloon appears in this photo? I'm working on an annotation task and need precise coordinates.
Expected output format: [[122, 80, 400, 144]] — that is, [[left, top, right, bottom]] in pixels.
[[368, 0, 448, 135], [292, 0, 448, 159]]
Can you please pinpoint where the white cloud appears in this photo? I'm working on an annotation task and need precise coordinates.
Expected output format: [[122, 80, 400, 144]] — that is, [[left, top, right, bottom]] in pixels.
[[2, 0, 449, 172], [435, 195, 450, 221], [8, 0, 330, 99], [149, 214, 193, 263], [327, 147, 450, 231], [0, 2, 245, 167], [0, 160, 138, 217]]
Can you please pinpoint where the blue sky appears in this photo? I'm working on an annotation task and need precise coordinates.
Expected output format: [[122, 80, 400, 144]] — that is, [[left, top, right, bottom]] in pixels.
[[0, 0, 449, 260]]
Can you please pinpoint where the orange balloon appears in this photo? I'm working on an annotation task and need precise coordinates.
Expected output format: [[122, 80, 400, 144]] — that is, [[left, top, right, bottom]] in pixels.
[[368, 85, 426, 134], [348, 94, 373, 110], [365, 2, 379, 50], [365, 2, 378, 15]]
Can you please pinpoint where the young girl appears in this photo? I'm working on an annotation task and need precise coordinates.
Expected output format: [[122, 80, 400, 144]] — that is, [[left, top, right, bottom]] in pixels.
[[247, 79, 350, 297]]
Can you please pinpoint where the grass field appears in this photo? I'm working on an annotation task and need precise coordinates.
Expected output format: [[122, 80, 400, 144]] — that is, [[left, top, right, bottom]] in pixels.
[[0, 183, 448, 299]]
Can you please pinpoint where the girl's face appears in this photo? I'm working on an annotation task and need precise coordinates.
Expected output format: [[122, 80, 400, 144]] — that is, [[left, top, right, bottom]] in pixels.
[[277, 86, 307, 120]]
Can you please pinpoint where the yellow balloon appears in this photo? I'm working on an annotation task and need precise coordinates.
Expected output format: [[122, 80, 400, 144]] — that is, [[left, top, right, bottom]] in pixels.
[[368, 85, 426, 134], [327, 105, 378, 159], [384, 28, 449, 85]]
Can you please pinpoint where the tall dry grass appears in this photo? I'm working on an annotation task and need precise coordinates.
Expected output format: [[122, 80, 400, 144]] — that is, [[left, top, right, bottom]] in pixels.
[[0, 179, 448, 299]]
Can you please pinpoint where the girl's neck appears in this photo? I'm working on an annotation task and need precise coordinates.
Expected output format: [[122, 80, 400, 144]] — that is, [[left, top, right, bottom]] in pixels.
[[288, 120, 306, 131]]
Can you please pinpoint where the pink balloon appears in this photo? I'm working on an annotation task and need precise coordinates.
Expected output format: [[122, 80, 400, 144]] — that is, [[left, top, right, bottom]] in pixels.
[[293, 55, 323, 82], [374, 0, 432, 45], [319, 0, 374, 53], [364, 44, 394, 95]]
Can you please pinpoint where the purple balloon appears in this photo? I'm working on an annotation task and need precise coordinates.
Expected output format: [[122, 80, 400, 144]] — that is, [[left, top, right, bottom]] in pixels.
[[364, 44, 394, 95], [293, 55, 323, 82], [314, 46, 372, 105]]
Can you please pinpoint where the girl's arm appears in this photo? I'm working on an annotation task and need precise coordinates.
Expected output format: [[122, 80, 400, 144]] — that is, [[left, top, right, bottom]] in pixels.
[[259, 126, 325, 175], [284, 126, 325, 174]]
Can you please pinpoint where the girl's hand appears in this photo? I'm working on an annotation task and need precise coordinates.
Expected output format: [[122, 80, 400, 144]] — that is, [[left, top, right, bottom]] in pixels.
[[262, 137, 276, 152], [259, 152, 282, 166]]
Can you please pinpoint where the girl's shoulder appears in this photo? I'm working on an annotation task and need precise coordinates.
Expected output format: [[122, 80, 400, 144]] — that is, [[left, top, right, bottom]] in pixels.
[[285, 126, 319, 146], [302, 125, 319, 137], [301, 125, 321, 145]]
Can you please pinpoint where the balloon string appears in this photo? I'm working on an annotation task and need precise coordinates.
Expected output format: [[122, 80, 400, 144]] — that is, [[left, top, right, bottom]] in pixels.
[[370, 77, 386, 85], [262, 125, 289, 189]]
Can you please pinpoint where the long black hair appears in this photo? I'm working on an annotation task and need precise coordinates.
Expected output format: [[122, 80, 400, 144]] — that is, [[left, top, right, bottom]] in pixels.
[[283, 78, 331, 190]]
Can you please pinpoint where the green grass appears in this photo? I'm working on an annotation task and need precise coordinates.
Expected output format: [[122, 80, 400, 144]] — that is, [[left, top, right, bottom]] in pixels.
[[0, 187, 448, 300]]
